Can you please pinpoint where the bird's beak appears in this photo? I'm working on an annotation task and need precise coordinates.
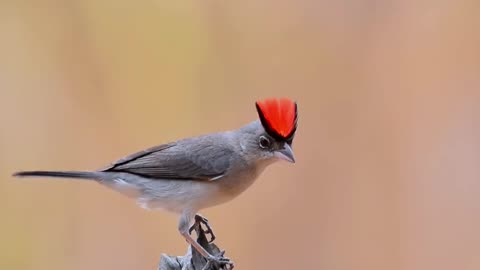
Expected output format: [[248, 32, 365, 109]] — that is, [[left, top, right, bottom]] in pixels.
[[274, 144, 296, 163]]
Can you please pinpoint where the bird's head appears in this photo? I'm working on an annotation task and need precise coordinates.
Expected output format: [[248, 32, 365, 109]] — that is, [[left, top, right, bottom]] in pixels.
[[237, 98, 298, 164]]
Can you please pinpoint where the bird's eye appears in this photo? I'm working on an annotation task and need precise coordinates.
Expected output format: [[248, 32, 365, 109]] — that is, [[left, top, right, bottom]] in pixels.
[[259, 136, 271, 149]]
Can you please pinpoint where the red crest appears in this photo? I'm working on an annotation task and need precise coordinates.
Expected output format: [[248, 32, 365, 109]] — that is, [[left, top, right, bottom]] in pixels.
[[255, 98, 298, 141]]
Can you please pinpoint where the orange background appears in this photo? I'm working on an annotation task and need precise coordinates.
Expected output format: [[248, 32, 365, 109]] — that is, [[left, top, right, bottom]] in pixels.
[[1, 1, 479, 270]]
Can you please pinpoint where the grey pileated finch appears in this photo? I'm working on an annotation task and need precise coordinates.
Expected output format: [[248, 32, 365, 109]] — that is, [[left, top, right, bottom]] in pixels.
[[14, 98, 298, 266]]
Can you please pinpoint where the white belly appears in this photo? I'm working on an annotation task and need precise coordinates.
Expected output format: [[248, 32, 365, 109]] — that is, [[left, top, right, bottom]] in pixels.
[[98, 160, 274, 214]]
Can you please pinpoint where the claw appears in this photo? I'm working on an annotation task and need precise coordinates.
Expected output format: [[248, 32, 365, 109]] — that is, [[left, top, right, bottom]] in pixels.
[[189, 214, 216, 243], [205, 255, 234, 270]]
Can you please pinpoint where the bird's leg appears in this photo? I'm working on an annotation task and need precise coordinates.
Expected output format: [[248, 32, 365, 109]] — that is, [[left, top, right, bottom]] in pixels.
[[179, 211, 233, 269], [189, 213, 216, 243]]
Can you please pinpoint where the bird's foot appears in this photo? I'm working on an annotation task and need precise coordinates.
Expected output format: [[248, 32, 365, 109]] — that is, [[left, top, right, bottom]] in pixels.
[[203, 251, 234, 270], [189, 214, 216, 243]]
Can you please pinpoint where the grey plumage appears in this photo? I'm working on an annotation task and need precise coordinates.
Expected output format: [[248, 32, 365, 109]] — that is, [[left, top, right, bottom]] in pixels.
[[13, 99, 298, 266], [102, 136, 238, 181], [14, 122, 282, 213]]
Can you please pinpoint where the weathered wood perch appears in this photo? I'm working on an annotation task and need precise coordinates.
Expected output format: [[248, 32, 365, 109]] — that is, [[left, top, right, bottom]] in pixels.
[[159, 219, 233, 270]]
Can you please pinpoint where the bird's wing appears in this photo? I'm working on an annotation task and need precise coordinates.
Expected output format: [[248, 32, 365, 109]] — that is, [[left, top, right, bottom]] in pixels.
[[100, 140, 234, 181]]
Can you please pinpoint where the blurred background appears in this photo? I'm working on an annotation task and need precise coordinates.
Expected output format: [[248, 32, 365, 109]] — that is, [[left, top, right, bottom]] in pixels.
[[0, 1, 479, 270]]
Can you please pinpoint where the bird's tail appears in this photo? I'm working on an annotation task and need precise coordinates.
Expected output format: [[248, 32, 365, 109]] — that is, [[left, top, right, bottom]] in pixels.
[[13, 170, 100, 180]]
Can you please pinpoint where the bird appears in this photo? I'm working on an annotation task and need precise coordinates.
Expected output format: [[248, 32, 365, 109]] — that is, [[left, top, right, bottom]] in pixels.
[[13, 97, 298, 267]]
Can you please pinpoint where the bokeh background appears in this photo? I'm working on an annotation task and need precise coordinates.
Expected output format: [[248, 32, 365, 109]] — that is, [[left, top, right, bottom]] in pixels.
[[1, 1, 479, 270]]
